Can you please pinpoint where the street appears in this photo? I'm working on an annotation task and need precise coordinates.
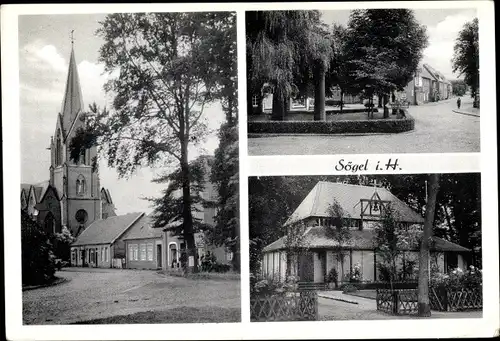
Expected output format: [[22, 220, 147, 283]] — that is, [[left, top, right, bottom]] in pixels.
[[248, 99, 480, 155], [23, 267, 240, 325]]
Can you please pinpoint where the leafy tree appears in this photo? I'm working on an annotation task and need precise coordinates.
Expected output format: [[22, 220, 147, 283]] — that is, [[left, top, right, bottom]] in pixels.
[[52, 226, 76, 263], [325, 200, 352, 280], [345, 9, 428, 118], [246, 11, 332, 121], [69, 13, 236, 271], [417, 173, 440, 317], [450, 79, 467, 97], [283, 220, 310, 277], [209, 121, 240, 271], [452, 18, 479, 108]]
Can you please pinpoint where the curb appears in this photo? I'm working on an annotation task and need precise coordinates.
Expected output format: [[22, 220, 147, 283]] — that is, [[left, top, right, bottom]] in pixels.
[[22, 276, 68, 291], [248, 130, 415, 138], [452, 109, 480, 118], [318, 293, 359, 305]]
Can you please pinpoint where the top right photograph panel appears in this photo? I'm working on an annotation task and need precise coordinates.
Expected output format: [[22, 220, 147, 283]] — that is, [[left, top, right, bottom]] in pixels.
[[246, 8, 480, 155]]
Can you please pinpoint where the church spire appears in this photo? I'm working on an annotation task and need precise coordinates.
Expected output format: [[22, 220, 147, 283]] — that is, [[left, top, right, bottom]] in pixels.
[[60, 37, 84, 137]]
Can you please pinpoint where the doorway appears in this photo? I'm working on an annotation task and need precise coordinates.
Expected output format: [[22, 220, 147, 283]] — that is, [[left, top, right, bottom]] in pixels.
[[156, 244, 162, 269]]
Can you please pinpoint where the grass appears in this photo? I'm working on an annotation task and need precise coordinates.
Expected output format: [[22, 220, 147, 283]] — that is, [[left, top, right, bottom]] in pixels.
[[72, 306, 241, 324]]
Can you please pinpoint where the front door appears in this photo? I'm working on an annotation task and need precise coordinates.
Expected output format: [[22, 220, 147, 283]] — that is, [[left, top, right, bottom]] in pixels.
[[157, 244, 162, 268], [299, 253, 314, 282]]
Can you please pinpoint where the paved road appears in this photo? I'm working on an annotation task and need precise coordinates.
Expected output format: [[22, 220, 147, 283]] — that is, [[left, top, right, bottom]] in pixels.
[[23, 267, 240, 325], [318, 293, 482, 320], [248, 99, 480, 155]]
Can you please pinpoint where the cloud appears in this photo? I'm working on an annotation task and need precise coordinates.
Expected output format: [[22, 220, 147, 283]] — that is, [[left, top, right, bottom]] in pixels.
[[423, 10, 477, 79]]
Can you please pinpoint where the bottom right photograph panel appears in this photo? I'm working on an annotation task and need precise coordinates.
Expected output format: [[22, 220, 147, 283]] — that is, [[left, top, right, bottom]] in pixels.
[[249, 173, 482, 321]]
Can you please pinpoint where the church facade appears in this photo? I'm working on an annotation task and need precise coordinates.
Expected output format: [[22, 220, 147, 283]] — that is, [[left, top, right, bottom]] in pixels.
[[21, 46, 116, 237]]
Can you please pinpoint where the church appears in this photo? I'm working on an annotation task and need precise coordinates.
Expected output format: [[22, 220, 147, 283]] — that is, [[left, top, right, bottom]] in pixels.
[[21, 45, 116, 237]]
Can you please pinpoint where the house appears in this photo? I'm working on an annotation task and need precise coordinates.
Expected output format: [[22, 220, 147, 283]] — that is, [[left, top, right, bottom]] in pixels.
[[422, 64, 452, 102], [21, 44, 116, 239], [261, 181, 470, 284], [71, 212, 145, 268]]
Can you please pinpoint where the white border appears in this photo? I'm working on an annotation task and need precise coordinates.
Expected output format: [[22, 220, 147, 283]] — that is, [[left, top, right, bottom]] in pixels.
[[2, 1, 498, 340]]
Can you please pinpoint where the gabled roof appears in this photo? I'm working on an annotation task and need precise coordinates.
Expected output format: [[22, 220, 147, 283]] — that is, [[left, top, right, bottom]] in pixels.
[[60, 47, 84, 139], [285, 181, 424, 226], [122, 215, 163, 241], [72, 212, 144, 246], [263, 226, 471, 253]]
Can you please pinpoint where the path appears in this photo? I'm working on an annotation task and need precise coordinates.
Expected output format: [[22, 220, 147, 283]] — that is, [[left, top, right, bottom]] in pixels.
[[248, 99, 480, 155], [23, 267, 240, 324]]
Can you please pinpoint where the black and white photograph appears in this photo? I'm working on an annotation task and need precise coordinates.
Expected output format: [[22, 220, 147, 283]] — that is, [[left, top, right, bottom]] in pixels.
[[249, 174, 482, 321], [18, 12, 240, 325], [246, 9, 480, 155]]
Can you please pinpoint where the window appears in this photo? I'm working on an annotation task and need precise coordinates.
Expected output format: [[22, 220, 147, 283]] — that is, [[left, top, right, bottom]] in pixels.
[[133, 245, 138, 261], [147, 243, 154, 261], [140, 244, 147, 261], [101, 247, 105, 262], [128, 244, 134, 262], [76, 175, 86, 195], [226, 251, 233, 261], [75, 209, 88, 224], [105, 247, 109, 262], [252, 95, 259, 107]]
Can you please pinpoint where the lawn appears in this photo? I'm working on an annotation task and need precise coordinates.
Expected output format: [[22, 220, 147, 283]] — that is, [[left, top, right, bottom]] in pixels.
[[73, 306, 241, 324]]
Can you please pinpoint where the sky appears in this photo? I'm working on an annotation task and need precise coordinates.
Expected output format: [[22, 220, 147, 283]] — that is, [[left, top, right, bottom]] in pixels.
[[19, 14, 225, 215], [320, 8, 478, 79]]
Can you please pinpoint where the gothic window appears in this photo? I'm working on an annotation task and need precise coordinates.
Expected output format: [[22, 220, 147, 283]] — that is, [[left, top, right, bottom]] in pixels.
[[44, 212, 55, 234], [56, 130, 62, 166], [76, 175, 86, 195], [78, 150, 86, 165], [75, 209, 88, 224]]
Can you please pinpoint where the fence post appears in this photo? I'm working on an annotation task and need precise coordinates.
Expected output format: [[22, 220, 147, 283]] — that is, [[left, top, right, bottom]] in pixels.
[[393, 290, 399, 315], [443, 289, 449, 311]]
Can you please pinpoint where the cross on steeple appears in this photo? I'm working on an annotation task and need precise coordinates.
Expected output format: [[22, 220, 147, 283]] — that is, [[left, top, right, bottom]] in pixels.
[[70, 30, 75, 46]]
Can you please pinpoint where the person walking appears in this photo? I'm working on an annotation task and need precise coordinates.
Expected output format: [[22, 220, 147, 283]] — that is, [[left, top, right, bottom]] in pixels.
[[457, 97, 461, 109]]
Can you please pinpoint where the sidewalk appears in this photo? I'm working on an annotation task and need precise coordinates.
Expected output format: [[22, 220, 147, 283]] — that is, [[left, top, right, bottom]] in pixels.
[[453, 105, 480, 117]]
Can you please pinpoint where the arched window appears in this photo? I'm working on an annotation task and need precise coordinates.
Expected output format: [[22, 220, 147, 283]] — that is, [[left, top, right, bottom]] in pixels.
[[75, 209, 88, 224], [44, 212, 55, 234], [76, 175, 86, 195], [78, 150, 86, 165], [55, 129, 62, 166]]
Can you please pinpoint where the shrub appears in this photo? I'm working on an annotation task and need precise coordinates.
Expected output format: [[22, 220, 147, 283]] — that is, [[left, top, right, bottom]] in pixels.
[[251, 275, 298, 296], [22, 211, 56, 285], [431, 266, 482, 291], [248, 116, 414, 135], [326, 268, 338, 286], [342, 284, 358, 293]]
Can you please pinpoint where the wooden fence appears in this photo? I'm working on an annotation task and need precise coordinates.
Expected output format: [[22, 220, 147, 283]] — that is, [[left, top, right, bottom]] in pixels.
[[376, 288, 418, 315], [430, 287, 482, 312], [251, 291, 318, 322]]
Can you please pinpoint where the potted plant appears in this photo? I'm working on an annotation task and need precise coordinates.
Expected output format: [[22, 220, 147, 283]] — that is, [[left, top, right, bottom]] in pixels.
[[326, 268, 338, 290]]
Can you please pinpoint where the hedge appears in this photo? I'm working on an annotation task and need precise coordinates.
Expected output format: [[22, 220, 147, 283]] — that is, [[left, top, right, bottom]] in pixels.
[[248, 112, 414, 135]]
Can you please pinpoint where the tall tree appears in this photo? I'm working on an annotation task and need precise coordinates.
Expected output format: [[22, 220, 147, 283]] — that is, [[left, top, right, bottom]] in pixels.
[[345, 9, 428, 118], [452, 18, 479, 108], [69, 13, 236, 271], [325, 200, 352, 279], [417, 173, 440, 317], [450, 79, 467, 97]]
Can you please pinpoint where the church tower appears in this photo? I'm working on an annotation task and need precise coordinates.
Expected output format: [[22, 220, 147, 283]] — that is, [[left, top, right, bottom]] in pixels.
[[49, 44, 102, 236]]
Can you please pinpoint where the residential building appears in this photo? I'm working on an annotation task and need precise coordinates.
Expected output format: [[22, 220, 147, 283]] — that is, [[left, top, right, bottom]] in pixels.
[[261, 181, 470, 284]]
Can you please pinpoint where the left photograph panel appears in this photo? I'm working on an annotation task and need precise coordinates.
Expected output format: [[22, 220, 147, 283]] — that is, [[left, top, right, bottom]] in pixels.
[[20, 12, 240, 324]]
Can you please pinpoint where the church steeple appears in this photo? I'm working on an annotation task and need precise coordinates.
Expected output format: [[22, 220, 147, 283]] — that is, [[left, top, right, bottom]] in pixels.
[[60, 44, 84, 138]]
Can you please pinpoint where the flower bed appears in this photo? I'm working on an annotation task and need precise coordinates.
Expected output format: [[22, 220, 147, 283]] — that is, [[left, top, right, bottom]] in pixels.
[[248, 112, 414, 135], [430, 266, 482, 311]]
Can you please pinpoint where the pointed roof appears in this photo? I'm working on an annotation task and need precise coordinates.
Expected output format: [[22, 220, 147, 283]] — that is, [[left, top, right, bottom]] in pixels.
[[72, 212, 145, 246], [60, 47, 84, 138], [284, 181, 424, 226], [121, 215, 163, 241]]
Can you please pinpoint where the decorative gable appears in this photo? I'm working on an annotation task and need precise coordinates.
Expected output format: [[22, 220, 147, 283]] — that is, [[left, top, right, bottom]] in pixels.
[[360, 191, 391, 218]]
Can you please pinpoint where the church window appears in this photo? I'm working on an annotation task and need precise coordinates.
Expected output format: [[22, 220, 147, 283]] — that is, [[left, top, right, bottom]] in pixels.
[[76, 175, 86, 195], [55, 131, 62, 166], [78, 150, 86, 165], [75, 209, 88, 224], [44, 212, 56, 234]]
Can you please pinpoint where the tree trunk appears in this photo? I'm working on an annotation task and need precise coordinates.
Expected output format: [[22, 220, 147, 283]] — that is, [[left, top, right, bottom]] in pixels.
[[271, 87, 286, 121], [418, 174, 440, 316], [180, 88, 197, 273], [378, 94, 383, 108], [383, 94, 389, 118], [391, 91, 397, 115], [313, 62, 326, 121], [340, 88, 344, 113]]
